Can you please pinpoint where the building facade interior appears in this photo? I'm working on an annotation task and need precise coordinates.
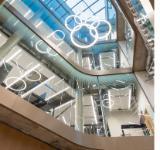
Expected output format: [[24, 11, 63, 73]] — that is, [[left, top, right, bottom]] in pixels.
[[0, 0, 154, 150]]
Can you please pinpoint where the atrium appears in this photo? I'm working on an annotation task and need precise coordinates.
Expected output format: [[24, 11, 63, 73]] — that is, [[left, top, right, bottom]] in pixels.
[[0, 0, 154, 150]]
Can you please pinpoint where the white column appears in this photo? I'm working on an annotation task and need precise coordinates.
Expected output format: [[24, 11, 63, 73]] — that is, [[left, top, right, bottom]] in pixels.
[[0, 32, 21, 63], [75, 49, 83, 132]]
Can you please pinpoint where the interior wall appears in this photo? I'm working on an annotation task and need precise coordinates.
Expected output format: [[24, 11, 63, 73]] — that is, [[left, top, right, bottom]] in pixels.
[[0, 122, 54, 150], [107, 111, 139, 137], [135, 75, 154, 118], [135, 71, 154, 110]]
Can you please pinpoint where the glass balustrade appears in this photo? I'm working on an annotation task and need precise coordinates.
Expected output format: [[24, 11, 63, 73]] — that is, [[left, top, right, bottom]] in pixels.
[[130, 0, 154, 39], [0, 1, 153, 137], [4, 0, 133, 72]]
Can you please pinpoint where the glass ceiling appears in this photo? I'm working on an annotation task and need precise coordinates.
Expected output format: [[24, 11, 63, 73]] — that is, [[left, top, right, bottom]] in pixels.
[[39, 0, 116, 42], [40, 0, 116, 26], [65, 0, 106, 20], [41, 0, 106, 21]]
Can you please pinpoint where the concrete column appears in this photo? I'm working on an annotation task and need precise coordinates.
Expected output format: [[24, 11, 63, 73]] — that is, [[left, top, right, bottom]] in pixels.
[[76, 49, 83, 66], [98, 87, 108, 136], [0, 32, 21, 62], [75, 49, 83, 132], [75, 86, 83, 132]]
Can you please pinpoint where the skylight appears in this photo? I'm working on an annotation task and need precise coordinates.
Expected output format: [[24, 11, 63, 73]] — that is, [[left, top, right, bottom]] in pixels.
[[39, 0, 117, 40], [65, 0, 106, 20]]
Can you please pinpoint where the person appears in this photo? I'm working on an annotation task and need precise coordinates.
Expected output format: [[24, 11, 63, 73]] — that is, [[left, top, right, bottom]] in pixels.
[[139, 111, 149, 135], [140, 111, 146, 127], [121, 129, 125, 136]]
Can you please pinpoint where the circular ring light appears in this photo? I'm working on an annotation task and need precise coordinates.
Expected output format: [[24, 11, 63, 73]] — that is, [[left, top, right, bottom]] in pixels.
[[48, 30, 65, 41], [65, 15, 82, 31], [35, 40, 48, 54], [25, 70, 41, 82], [102, 99, 114, 109], [90, 20, 112, 40], [70, 23, 98, 49], [5, 77, 27, 92], [47, 47, 58, 57]]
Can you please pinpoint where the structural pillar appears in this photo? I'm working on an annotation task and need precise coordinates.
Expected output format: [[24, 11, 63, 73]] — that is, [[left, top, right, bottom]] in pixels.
[[75, 49, 84, 132], [0, 32, 21, 63], [75, 86, 83, 132]]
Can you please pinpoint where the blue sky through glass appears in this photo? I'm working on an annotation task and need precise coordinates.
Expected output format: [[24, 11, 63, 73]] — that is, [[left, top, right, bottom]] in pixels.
[[65, 0, 106, 20], [22, 0, 117, 41]]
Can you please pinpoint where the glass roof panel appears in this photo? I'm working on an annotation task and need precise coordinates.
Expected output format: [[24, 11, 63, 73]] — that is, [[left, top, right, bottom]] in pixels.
[[38, 0, 117, 41], [56, 6, 66, 17], [72, 2, 88, 15], [65, 0, 105, 20], [65, 0, 81, 8], [79, 9, 93, 20], [90, 1, 105, 13], [41, 0, 51, 5], [48, 1, 59, 11], [83, 0, 97, 5], [94, 9, 106, 20]]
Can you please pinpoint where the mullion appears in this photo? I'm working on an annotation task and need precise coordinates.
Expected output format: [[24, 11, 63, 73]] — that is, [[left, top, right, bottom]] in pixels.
[[93, 6, 105, 16], [87, 6, 105, 20], [46, 0, 60, 11], [106, 0, 109, 20], [82, 0, 94, 14], [70, 0, 82, 10], [55, 0, 68, 11], [48, 0, 69, 19], [39, 0, 65, 26], [45, 0, 53, 5], [76, 0, 99, 17], [59, 12, 69, 20], [55, 0, 70, 14]]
